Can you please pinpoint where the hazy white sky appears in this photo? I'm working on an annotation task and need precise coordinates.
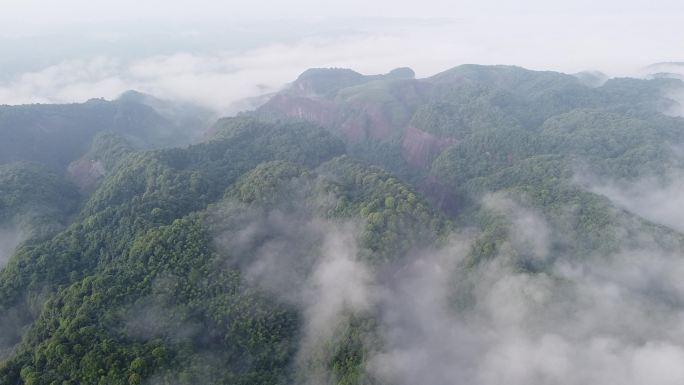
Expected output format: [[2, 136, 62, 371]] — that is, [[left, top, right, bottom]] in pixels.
[[1, 0, 684, 111], [2, 0, 683, 24]]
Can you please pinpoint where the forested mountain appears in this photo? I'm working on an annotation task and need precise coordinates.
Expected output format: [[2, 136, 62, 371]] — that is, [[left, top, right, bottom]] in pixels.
[[2, 64, 684, 384], [0, 92, 211, 171]]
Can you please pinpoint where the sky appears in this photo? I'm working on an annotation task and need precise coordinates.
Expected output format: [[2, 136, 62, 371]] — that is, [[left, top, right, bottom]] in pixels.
[[1, 0, 684, 112], [2, 0, 684, 25], [4, 3, 684, 381]]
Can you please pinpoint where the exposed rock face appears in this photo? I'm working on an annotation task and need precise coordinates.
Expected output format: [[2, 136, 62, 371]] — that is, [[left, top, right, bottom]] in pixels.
[[401, 125, 456, 169], [255, 67, 469, 216], [339, 101, 401, 143], [259, 67, 455, 170], [263, 94, 338, 128], [67, 157, 106, 193], [262, 94, 399, 143], [416, 175, 461, 216]]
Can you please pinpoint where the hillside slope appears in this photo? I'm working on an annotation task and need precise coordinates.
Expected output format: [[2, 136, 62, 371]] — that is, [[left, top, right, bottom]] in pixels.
[[2, 65, 684, 384]]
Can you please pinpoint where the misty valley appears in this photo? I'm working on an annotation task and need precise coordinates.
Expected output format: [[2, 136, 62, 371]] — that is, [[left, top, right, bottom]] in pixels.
[[2, 63, 684, 385]]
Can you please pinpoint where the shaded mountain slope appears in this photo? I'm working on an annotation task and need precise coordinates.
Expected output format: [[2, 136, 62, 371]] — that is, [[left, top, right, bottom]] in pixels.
[[0, 92, 210, 171]]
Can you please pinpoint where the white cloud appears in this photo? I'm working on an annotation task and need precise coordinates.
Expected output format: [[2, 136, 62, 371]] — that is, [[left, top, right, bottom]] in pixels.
[[370, 233, 684, 385], [588, 172, 684, 233], [0, 57, 126, 105], [364, 188, 684, 385], [0, 227, 23, 269], [2, 16, 684, 114]]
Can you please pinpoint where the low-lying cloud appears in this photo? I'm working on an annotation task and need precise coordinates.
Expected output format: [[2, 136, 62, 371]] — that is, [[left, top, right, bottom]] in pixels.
[[301, 223, 374, 344], [211, 194, 376, 381], [0, 226, 23, 269], [3, 16, 683, 115], [588, 172, 684, 233], [369, 195, 684, 385], [212, 186, 684, 384]]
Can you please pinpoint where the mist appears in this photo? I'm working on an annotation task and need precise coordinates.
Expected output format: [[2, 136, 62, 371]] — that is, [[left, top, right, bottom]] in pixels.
[[371, 247, 684, 385], [209, 176, 684, 384], [0, 226, 22, 269], [2, 2, 684, 114], [368, 194, 684, 385], [584, 171, 684, 233], [4, 1, 684, 383], [211, 187, 376, 381]]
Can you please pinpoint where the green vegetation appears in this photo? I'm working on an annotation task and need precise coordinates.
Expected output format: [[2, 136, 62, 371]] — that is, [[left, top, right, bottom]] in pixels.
[[2, 65, 684, 384], [0, 162, 79, 239], [0, 93, 207, 171]]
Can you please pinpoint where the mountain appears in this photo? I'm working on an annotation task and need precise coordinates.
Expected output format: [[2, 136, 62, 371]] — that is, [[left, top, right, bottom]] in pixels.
[[643, 62, 684, 80], [2, 64, 684, 384], [0, 92, 211, 172], [256, 64, 684, 210]]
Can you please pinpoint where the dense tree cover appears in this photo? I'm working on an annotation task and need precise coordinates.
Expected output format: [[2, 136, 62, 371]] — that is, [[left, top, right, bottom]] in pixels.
[[0, 115, 447, 384], [4, 215, 299, 385], [429, 108, 684, 262], [81, 132, 136, 171], [221, 155, 451, 262], [257, 62, 684, 295], [0, 117, 345, 308], [258, 63, 684, 179], [428, 108, 684, 189], [418, 106, 683, 240], [410, 97, 519, 139], [0, 162, 79, 238], [2, 64, 684, 384], [209, 155, 448, 383], [317, 156, 451, 262], [0, 93, 208, 171], [289, 67, 416, 98], [426, 65, 682, 126]]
